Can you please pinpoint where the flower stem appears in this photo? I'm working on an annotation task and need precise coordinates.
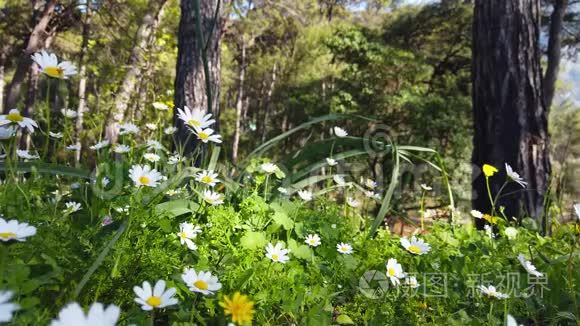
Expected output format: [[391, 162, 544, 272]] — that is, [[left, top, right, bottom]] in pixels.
[[420, 190, 426, 230], [485, 177, 495, 216]]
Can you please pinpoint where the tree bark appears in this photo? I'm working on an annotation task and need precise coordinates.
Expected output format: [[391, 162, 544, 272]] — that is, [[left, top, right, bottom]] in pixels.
[[543, 0, 567, 110], [4, 0, 57, 111], [261, 63, 277, 143], [232, 39, 246, 163], [74, 7, 93, 164], [105, 0, 167, 142], [472, 0, 551, 224], [0, 53, 5, 114], [174, 0, 224, 154]]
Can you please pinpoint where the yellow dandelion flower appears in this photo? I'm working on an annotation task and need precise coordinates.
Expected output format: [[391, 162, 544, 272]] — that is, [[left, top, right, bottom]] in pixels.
[[482, 164, 498, 177], [219, 292, 255, 325], [483, 214, 500, 225]]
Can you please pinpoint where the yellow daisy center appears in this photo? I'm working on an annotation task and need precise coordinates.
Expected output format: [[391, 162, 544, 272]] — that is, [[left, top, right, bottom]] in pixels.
[[187, 119, 201, 127], [194, 280, 209, 290], [201, 175, 213, 184], [387, 268, 396, 277], [139, 176, 151, 185], [0, 232, 17, 240], [271, 254, 279, 261], [7, 112, 23, 123], [146, 296, 161, 307], [408, 245, 422, 254], [44, 66, 64, 78], [178, 232, 187, 239], [308, 240, 315, 245], [198, 132, 209, 141]]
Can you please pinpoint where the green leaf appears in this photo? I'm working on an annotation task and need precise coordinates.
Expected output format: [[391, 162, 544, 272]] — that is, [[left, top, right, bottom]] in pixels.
[[336, 314, 355, 324], [288, 239, 312, 260], [272, 211, 294, 230], [154, 200, 198, 218], [240, 231, 268, 250]]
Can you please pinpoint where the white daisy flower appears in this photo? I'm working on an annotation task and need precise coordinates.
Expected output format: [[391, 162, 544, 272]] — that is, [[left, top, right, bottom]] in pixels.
[[119, 123, 140, 135], [505, 163, 527, 188], [202, 190, 224, 205], [51, 302, 120, 326], [333, 126, 348, 138], [326, 158, 338, 166], [16, 149, 39, 160], [386, 258, 405, 286], [49, 131, 63, 139], [112, 144, 130, 154], [470, 210, 483, 219], [346, 197, 360, 208], [181, 268, 222, 295], [260, 163, 278, 174], [479, 285, 509, 299], [31, 50, 76, 78], [143, 153, 160, 163], [336, 242, 353, 254], [192, 127, 222, 144], [195, 170, 220, 187], [517, 254, 543, 277], [0, 126, 16, 139], [64, 201, 82, 214], [404, 276, 420, 289], [400, 236, 431, 255], [265, 242, 290, 263], [333, 175, 346, 187], [278, 187, 288, 195], [164, 126, 177, 135], [0, 109, 38, 133], [0, 217, 36, 242], [90, 140, 110, 150], [66, 144, 81, 151], [0, 291, 19, 323], [152, 102, 169, 111], [304, 234, 321, 247], [145, 123, 157, 131], [507, 315, 523, 326], [167, 154, 182, 165], [297, 190, 313, 202], [574, 203, 580, 220], [177, 106, 215, 130], [129, 165, 163, 188], [61, 109, 78, 119], [420, 184, 432, 191], [177, 222, 201, 250], [133, 280, 178, 311], [146, 140, 164, 150]]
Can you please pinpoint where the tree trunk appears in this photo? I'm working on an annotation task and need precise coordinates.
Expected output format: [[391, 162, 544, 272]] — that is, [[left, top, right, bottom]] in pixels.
[[174, 0, 224, 155], [543, 0, 567, 110], [261, 63, 277, 143], [75, 7, 92, 164], [4, 0, 57, 111], [105, 0, 167, 142], [0, 53, 5, 114], [472, 0, 551, 224], [232, 39, 246, 163]]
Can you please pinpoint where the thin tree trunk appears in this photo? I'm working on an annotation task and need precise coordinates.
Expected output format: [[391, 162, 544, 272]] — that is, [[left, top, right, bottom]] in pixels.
[[4, 0, 57, 111], [543, 0, 567, 110], [0, 53, 5, 114], [232, 39, 246, 163], [75, 7, 92, 164], [106, 0, 167, 142], [174, 0, 224, 155], [472, 0, 550, 224], [261, 63, 277, 143]]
